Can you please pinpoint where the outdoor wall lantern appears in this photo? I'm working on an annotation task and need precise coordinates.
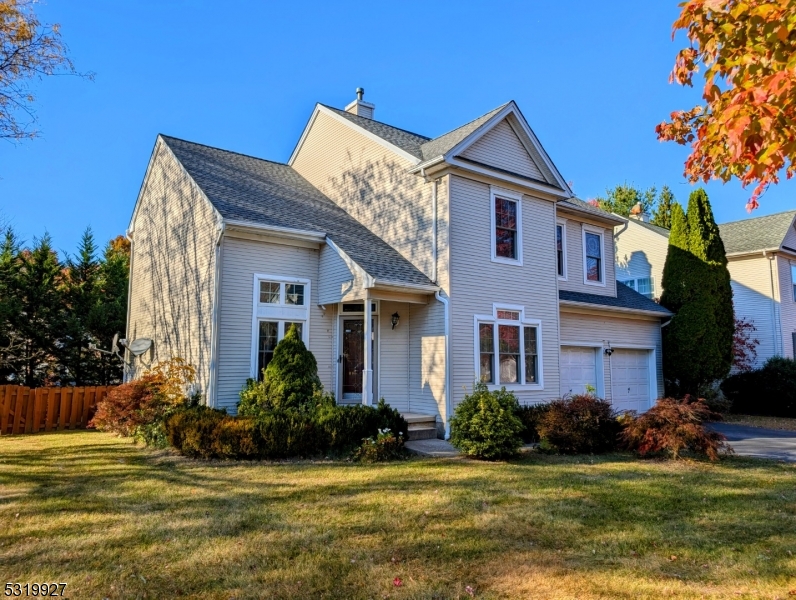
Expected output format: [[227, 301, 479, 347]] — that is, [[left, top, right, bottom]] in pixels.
[[391, 312, 400, 330], [603, 344, 614, 356]]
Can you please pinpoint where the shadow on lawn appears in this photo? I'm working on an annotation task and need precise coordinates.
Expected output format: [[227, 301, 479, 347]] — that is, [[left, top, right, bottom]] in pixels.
[[2, 432, 795, 599]]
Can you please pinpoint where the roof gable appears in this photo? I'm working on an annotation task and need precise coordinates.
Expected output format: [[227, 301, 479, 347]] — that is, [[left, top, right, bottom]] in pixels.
[[719, 210, 796, 255], [459, 118, 545, 181], [159, 135, 434, 289]]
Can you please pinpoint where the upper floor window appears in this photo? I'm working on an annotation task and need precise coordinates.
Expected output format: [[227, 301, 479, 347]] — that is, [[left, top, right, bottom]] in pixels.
[[582, 226, 605, 285], [260, 280, 305, 305], [556, 220, 567, 278], [490, 187, 523, 265], [476, 305, 542, 388], [792, 263, 796, 302]]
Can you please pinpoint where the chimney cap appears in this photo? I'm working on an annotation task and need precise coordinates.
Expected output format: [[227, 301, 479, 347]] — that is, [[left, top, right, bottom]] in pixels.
[[356, 87, 364, 100]]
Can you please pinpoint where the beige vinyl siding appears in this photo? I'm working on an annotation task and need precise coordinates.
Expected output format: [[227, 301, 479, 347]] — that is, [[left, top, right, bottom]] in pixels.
[[559, 311, 664, 401], [292, 110, 435, 280], [215, 236, 334, 412], [449, 174, 561, 407], [727, 255, 782, 367], [127, 139, 219, 395], [614, 221, 668, 298], [777, 255, 796, 358], [783, 221, 796, 249], [378, 301, 410, 412], [558, 215, 617, 297], [407, 301, 447, 419], [459, 118, 544, 181], [318, 244, 361, 304]]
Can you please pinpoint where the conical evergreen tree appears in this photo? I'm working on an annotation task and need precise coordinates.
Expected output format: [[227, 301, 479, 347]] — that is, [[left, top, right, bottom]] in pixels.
[[660, 189, 733, 395], [261, 324, 322, 410], [651, 185, 676, 229]]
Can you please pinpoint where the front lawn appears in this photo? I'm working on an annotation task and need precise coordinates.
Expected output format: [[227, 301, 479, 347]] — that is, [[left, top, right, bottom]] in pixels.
[[1, 432, 795, 599]]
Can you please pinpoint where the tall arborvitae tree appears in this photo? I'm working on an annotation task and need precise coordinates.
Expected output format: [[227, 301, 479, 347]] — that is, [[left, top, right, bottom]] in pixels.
[[660, 189, 733, 395], [651, 185, 676, 229], [17, 234, 64, 386]]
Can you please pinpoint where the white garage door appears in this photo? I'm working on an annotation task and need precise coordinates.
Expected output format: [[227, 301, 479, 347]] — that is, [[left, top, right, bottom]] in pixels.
[[560, 346, 597, 397], [611, 349, 651, 413]]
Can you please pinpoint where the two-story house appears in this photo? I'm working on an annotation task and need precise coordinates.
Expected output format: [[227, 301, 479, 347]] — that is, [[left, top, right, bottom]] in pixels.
[[126, 91, 670, 438], [614, 206, 796, 369]]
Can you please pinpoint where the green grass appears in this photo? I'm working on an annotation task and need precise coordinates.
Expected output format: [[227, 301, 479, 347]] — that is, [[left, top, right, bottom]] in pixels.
[[1, 432, 795, 599]]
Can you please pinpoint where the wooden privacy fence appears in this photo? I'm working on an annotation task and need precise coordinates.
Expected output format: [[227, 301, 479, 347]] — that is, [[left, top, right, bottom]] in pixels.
[[0, 386, 115, 435]]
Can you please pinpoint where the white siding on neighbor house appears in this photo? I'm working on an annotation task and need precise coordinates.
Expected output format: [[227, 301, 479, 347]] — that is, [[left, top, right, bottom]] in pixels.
[[215, 236, 335, 412], [448, 174, 561, 408], [378, 301, 410, 412], [777, 254, 796, 358], [318, 244, 361, 305], [127, 139, 219, 395], [557, 214, 617, 297], [559, 311, 664, 403], [727, 254, 782, 367], [291, 110, 435, 281], [459, 119, 544, 181], [614, 220, 669, 299]]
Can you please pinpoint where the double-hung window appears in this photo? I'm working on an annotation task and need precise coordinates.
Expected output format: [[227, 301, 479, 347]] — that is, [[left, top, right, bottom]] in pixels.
[[792, 264, 796, 302], [556, 220, 567, 278], [619, 277, 655, 299], [582, 226, 605, 285], [252, 275, 310, 380], [476, 306, 542, 387], [490, 187, 523, 265]]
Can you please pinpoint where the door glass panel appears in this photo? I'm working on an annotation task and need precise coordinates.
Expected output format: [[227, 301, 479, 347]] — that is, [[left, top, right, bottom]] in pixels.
[[342, 319, 364, 397]]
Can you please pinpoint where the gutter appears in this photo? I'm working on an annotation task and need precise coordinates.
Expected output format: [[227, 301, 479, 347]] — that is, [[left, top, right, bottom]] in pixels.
[[224, 220, 326, 243], [559, 299, 672, 318], [435, 291, 452, 439]]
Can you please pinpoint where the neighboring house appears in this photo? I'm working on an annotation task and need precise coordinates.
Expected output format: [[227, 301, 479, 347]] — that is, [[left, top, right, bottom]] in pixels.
[[614, 207, 796, 368], [126, 91, 670, 437]]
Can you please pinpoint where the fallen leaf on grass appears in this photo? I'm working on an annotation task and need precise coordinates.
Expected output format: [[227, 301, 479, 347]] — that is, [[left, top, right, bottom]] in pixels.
[[669, 555, 677, 561], [393, 578, 402, 587], [465, 585, 476, 597]]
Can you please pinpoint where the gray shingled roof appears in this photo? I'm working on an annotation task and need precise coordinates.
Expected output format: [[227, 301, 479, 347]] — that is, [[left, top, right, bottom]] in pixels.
[[419, 104, 508, 161], [321, 105, 430, 160], [719, 210, 796, 255], [161, 135, 435, 288], [631, 219, 670, 237], [559, 283, 672, 315], [559, 197, 625, 223]]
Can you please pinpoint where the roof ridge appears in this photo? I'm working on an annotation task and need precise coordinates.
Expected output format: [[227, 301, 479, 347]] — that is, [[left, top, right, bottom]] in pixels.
[[319, 105, 431, 141], [159, 134, 289, 167], [719, 209, 796, 227], [422, 101, 511, 146]]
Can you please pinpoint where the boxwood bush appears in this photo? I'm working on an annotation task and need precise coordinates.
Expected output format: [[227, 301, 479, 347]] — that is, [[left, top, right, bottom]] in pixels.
[[450, 383, 524, 460]]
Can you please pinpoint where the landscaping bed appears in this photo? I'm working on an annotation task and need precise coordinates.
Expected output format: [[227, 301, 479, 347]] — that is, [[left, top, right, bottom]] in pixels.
[[1, 431, 795, 599]]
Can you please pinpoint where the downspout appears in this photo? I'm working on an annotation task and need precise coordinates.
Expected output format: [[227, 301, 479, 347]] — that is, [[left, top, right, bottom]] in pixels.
[[764, 251, 781, 356], [435, 291, 452, 439], [207, 222, 225, 407], [123, 229, 135, 382], [431, 178, 438, 284]]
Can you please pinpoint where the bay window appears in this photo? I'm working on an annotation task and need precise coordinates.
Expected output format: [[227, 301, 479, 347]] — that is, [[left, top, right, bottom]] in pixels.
[[476, 305, 542, 387]]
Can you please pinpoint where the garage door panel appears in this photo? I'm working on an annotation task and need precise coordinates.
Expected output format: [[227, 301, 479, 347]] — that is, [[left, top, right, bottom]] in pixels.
[[611, 349, 650, 413], [560, 347, 597, 397]]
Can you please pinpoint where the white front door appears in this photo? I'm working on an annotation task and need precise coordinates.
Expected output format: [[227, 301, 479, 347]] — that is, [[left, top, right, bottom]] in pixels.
[[611, 349, 651, 413], [560, 346, 597, 397]]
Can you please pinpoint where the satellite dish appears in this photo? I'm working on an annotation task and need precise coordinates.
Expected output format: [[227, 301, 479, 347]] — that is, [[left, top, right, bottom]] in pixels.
[[128, 338, 153, 357]]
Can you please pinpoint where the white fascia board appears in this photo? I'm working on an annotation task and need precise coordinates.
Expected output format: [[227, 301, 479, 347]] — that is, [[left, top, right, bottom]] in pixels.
[[555, 202, 626, 226], [559, 299, 672, 318], [224, 219, 326, 243], [289, 104, 421, 166], [129, 136, 224, 236], [726, 247, 782, 259], [447, 157, 571, 199], [371, 279, 439, 294]]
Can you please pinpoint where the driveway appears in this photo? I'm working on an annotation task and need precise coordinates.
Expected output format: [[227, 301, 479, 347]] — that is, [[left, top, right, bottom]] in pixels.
[[710, 423, 796, 462]]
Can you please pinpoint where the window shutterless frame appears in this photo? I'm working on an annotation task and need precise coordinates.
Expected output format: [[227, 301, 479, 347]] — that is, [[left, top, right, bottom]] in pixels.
[[581, 224, 606, 286], [473, 304, 544, 390], [490, 186, 523, 266], [556, 218, 567, 279], [250, 274, 311, 379]]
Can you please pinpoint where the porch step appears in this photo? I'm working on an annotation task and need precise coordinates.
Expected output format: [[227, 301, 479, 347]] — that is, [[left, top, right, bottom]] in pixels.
[[403, 413, 438, 441]]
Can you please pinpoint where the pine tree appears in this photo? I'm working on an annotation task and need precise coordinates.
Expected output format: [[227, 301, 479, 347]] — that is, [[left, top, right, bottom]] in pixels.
[[0, 228, 23, 382], [596, 183, 657, 217], [651, 185, 676, 229], [660, 190, 734, 395]]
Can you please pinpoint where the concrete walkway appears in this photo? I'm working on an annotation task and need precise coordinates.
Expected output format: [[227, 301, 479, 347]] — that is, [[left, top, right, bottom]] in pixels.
[[405, 438, 461, 458], [710, 423, 796, 462]]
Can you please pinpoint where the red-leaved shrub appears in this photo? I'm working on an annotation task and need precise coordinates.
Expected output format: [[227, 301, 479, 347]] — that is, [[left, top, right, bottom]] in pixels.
[[620, 396, 730, 461]]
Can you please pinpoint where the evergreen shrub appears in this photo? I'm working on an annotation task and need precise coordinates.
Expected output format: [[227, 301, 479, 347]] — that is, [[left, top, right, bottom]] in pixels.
[[515, 403, 551, 443], [721, 357, 796, 417], [449, 383, 524, 460], [537, 395, 620, 454]]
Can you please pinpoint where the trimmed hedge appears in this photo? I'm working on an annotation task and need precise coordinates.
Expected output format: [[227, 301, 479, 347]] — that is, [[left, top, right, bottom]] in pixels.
[[721, 357, 796, 417], [164, 400, 408, 460]]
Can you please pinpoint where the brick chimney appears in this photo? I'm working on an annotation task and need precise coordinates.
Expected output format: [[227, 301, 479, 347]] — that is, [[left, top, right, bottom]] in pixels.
[[345, 87, 375, 119], [629, 202, 650, 223]]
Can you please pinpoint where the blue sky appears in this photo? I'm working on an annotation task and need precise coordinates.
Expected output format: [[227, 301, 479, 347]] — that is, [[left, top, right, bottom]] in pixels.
[[1, 1, 793, 254]]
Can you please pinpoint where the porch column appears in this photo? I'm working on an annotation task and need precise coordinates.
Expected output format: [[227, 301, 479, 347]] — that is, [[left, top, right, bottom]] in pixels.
[[363, 292, 373, 405]]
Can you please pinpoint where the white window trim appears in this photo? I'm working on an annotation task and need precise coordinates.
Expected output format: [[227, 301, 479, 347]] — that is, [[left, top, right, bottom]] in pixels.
[[250, 273, 311, 379], [473, 303, 544, 390], [582, 224, 606, 287], [791, 262, 796, 302], [490, 186, 523, 266], [556, 218, 568, 280]]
